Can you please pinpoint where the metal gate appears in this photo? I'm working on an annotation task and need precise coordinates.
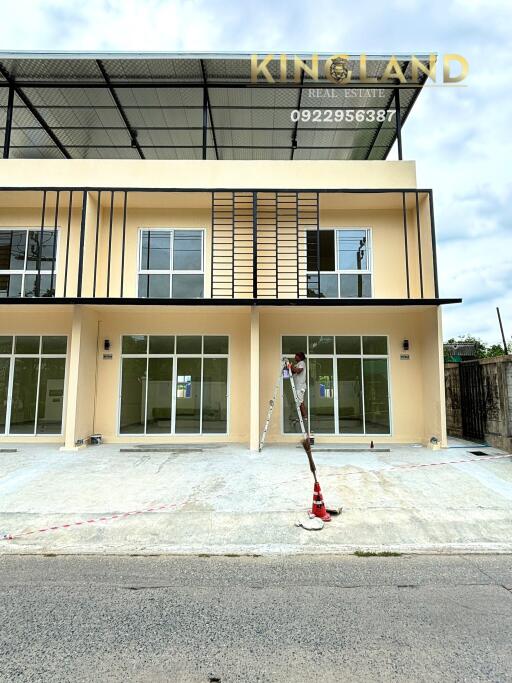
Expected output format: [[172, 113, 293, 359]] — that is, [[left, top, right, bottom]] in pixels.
[[459, 360, 486, 441]]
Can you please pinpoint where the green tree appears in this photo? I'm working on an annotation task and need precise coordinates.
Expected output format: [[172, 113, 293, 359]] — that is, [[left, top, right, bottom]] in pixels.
[[445, 334, 511, 358]]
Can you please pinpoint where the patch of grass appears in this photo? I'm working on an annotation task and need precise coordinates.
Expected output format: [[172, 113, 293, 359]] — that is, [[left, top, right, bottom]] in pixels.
[[353, 550, 402, 557]]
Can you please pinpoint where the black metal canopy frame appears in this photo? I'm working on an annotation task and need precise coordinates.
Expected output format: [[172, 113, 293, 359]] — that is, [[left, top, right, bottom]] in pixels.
[[0, 184, 462, 307], [0, 53, 429, 161]]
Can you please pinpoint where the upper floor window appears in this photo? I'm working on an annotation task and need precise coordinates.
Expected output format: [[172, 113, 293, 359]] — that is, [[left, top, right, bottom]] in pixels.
[[306, 228, 372, 298], [0, 229, 57, 298], [138, 229, 204, 298]]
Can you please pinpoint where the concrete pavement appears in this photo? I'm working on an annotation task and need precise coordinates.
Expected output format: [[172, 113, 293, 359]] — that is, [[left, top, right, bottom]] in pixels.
[[1, 440, 512, 554], [1, 554, 511, 682]]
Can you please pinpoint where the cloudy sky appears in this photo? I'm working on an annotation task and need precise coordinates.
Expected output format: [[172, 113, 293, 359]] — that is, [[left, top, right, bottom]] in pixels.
[[1, 0, 511, 344]]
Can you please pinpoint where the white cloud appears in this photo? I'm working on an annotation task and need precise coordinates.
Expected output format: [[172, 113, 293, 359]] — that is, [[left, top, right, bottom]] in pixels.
[[0, 0, 511, 343]]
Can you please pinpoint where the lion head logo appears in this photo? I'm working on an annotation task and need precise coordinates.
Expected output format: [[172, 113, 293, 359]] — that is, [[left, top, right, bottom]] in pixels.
[[329, 57, 349, 82]]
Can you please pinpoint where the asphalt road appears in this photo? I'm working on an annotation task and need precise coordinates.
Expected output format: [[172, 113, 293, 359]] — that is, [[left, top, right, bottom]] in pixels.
[[1, 554, 511, 683]]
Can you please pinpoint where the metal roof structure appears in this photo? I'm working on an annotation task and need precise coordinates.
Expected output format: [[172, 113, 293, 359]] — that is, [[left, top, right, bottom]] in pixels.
[[0, 52, 429, 161]]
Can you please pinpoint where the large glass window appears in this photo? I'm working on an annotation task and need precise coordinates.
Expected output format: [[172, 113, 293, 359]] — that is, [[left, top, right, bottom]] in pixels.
[[282, 335, 390, 435], [0, 229, 58, 298], [175, 358, 202, 434], [147, 358, 173, 434], [119, 358, 147, 435], [119, 335, 229, 435], [308, 358, 335, 434], [202, 358, 228, 434], [138, 229, 204, 299], [306, 229, 372, 298], [0, 335, 67, 435]]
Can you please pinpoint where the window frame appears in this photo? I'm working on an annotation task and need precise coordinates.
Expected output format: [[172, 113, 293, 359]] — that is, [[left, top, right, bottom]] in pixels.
[[0, 227, 60, 298], [137, 227, 205, 298], [305, 228, 373, 299], [0, 334, 68, 436], [117, 334, 230, 436], [280, 334, 391, 436]]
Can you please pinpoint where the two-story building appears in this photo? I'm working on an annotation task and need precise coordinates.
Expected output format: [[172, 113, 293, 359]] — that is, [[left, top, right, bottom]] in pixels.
[[0, 52, 460, 450]]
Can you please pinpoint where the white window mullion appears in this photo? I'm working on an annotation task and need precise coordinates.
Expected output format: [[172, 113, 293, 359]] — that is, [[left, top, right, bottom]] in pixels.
[[199, 353, 204, 435], [360, 355, 367, 435], [23, 229, 29, 271], [143, 355, 149, 435], [171, 353, 177, 434], [333, 354, 339, 435], [22, 230, 29, 299], [33, 351, 43, 436], [170, 229, 174, 298], [5, 354, 15, 435]]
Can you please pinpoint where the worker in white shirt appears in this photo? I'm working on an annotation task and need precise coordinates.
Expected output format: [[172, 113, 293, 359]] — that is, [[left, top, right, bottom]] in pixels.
[[290, 351, 307, 427]]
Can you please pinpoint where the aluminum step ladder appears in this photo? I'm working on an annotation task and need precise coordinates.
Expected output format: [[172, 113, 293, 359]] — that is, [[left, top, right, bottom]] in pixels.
[[259, 357, 309, 451]]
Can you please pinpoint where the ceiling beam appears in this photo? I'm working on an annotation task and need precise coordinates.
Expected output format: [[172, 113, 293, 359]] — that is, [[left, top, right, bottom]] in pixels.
[[290, 70, 304, 160], [0, 62, 71, 158], [0, 80, 427, 90], [200, 60, 219, 160], [8, 143, 389, 151], [96, 59, 145, 159], [364, 60, 410, 160]]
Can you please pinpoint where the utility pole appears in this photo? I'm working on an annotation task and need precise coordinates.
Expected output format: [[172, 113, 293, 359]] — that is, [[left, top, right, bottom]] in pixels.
[[496, 307, 509, 354]]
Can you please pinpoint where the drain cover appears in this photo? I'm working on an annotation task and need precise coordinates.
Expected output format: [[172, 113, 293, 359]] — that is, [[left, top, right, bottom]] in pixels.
[[470, 450, 491, 456]]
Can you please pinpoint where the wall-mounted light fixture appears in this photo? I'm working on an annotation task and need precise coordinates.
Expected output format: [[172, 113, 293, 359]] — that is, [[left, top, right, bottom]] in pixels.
[[104, 339, 111, 351], [402, 339, 409, 351]]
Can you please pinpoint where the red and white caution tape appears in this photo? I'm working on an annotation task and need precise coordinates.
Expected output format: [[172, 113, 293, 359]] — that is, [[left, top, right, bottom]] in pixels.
[[326, 452, 512, 478], [275, 452, 512, 486], [1, 500, 181, 542]]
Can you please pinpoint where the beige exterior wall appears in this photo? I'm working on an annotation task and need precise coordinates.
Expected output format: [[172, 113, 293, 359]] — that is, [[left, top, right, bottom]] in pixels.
[[62, 306, 99, 449], [0, 159, 416, 190], [91, 306, 251, 444], [0, 307, 73, 443], [0, 159, 449, 447], [0, 303, 447, 446], [258, 306, 445, 445], [0, 160, 434, 298]]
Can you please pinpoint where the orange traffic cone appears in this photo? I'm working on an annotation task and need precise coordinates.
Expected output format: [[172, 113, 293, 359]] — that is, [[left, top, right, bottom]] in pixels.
[[310, 481, 331, 522]]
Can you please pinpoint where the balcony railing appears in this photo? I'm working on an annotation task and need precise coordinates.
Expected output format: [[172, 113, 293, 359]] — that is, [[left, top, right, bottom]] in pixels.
[[0, 186, 441, 304]]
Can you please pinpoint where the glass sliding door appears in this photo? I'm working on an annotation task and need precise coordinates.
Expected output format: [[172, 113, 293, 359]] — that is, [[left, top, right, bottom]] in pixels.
[[282, 369, 305, 434], [363, 359, 390, 434], [119, 358, 147, 434], [146, 357, 173, 434], [119, 335, 229, 436], [337, 358, 364, 434], [37, 358, 65, 434], [9, 358, 39, 434], [202, 358, 228, 433], [308, 358, 335, 434], [0, 336, 67, 435], [0, 357, 10, 433], [282, 335, 390, 436], [175, 357, 201, 434]]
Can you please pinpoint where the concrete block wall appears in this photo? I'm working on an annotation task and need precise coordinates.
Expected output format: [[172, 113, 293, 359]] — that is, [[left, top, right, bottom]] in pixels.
[[481, 356, 512, 452]]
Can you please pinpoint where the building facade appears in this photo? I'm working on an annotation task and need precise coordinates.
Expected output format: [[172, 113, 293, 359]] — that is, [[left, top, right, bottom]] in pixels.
[[0, 54, 460, 450]]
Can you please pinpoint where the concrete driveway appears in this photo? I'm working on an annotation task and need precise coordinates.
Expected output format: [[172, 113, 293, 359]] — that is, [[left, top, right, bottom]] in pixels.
[[1, 439, 511, 554]]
